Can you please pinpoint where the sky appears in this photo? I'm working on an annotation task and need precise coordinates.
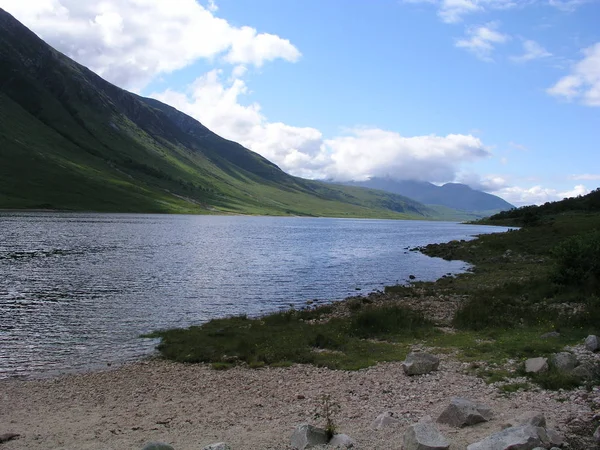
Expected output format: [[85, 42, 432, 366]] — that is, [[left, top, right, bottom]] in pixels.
[[1, 0, 599, 206]]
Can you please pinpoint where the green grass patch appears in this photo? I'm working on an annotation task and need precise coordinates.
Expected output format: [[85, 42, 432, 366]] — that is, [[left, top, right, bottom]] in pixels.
[[148, 305, 429, 370]]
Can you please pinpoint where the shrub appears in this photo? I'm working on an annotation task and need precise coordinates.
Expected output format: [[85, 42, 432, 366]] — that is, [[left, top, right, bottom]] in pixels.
[[349, 305, 434, 339], [553, 231, 600, 290]]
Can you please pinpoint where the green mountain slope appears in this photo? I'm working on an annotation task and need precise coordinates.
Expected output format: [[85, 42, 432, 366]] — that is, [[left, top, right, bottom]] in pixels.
[[0, 9, 441, 219]]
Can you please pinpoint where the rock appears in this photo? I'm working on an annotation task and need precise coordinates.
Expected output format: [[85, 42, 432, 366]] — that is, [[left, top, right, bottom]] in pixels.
[[467, 425, 543, 450], [403, 417, 450, 450], [551, 352, 578, 372], [546, 429, 565, 447], [402, 352, 440, 376], [290, 424, 329, 449], [540, 331, 560, 339], [594, 425, 600, 443], [142, 443, 175, 450], [437, 398, 492, 428], [525, 357, 548, 374], [571, 363, 595, 380], [329, 434, 355, 448], [585, 335, 599, 352], [203, 443, 231, 450], [0, 434, 20, 444], [502, 411, 546, 429], [371, 411, 401, 429]]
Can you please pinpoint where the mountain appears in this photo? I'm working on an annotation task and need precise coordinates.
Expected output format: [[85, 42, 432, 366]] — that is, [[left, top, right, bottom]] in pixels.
[[343, 178, 514, 215], [0, 9, 439, 219]]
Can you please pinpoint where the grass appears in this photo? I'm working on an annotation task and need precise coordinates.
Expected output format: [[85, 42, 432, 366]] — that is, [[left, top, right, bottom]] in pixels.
[[146, 305, 423, 370]]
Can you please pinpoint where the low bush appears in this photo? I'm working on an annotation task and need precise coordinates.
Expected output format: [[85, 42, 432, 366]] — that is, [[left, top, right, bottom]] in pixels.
[[553, 230, 600, 291]]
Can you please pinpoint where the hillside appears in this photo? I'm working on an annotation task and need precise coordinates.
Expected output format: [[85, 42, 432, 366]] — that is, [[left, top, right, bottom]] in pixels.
[[0, 9, 436, 219], [481, 188, 600, 226], [344, 178, 513, 215]]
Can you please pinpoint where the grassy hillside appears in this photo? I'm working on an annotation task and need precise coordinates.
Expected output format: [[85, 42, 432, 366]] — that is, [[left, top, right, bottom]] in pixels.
[[0, 9, 440, 219]]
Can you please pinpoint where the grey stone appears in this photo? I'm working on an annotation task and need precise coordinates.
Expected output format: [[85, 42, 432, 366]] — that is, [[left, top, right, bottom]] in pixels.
[[467, 425, 543, 450], [437, 398, 492, 428], [502, 411, 546, 429], [142, 443, 175, 450], [403, 418, 450, 450], [290, 424, 329, 449], [0, 434, 20, 444], [540, 331, 560, 339], [329, 434, 355, 448], [546, 429, 565, 447], [525, 357, 548, 374], [402, 352, 440, 376], [551, 352, 578, 372], [585, 335, 600, 352], [594, 425, 600, 443], [371, 411, 401, 429], [571, 362, 595, 380], [203, 444, 231, 450]]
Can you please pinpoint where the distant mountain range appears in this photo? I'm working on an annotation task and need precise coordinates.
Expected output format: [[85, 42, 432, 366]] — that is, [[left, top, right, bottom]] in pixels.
[[343, 178, 514, 215]]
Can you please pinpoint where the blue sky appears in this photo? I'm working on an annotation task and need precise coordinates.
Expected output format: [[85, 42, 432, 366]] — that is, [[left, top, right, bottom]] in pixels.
[[2, 0, 599, 205]]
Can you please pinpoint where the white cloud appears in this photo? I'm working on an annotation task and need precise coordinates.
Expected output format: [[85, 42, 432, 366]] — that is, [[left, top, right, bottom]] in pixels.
[[570, 174, 600, 181], [456, 22, 510, 61], [511, 40, 552, 63], [548, 42, 600, 106], [548, 0, 590, 12], [152, 70, 491, 183], [207, 0, 218, 13], [402, 0, 519, 23], [404, 0, 587, 22], [493, 184, 589, 205], [0, 0, 300, 91]]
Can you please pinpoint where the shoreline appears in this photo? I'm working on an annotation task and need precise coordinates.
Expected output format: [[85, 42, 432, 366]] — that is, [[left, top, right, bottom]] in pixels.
[[2, 352, 597, 450]]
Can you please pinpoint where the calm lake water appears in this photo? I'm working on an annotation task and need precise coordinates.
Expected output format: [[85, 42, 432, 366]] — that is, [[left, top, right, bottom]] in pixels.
[[0, 213, 510, 379]]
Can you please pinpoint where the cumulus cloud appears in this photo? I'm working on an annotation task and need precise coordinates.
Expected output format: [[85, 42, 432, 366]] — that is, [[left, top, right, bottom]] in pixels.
[[547, 42, 600, 106], [152, 70, 491, 182], [492, 184, 589, 205], [455, 22, 510, 61], [0, 0, 300, 91], [511, 40, 552, 63]]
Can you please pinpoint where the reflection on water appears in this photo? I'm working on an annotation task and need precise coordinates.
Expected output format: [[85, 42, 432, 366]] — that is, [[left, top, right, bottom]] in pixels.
[[0, 213, 509, 379]]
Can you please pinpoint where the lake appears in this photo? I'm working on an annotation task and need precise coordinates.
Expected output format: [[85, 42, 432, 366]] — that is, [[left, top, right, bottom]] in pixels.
[[0, 213, 510, 379]]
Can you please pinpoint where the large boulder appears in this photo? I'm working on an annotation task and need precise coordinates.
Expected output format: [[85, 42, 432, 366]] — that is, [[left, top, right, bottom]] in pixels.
[[437, 398, 492, 428], [403, 417, 450, 450], [142, 443, 175, 450], [585, 335, 599, 352], [594, 425, 600, 443], [467, 425, 543, 450], [524, 357, 548, 374], [402, 352, 440, 376], [371, 411, 401, 429], [551, 352, 578, 372], [290, 424, 329, 449], [329, 434, 355, 448]]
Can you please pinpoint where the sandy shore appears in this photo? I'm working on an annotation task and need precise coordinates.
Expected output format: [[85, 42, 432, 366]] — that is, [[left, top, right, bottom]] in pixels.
[[1, 353, 596, 450]]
